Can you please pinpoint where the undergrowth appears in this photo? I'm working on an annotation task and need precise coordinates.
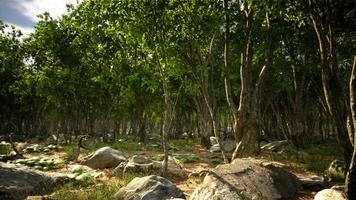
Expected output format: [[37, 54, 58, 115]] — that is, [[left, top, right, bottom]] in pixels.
[[268, 142, 343, 174]]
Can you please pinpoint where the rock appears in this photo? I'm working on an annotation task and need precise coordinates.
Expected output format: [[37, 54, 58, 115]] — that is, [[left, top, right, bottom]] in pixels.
[[68, 164, 93, 173], [45, 135, 57, 145], [114, 175, 185, 200], [326, 160, 346, 180], [190, 158, 300, 200], [124, 161, 155, 175], [209, 144, 220, 153], [113, 155, 155, 176], [209, 140, 236, 153], [222, 140, 236, 152], [314, 188, 345, 200], [261, 140, 290, 152], [15, 142, 28, 152], [130, 155, 152, 164], [81, 146, 127, 169], [299, 175, 327, 189], [114, 155, 187, 178], [331, 185, 345, 190], [113, 161, 128, 177], [159, 156, 187, 178], [210, 137, 218, 146], [0, 162, 68, 200], [25, 196, 45, 200]]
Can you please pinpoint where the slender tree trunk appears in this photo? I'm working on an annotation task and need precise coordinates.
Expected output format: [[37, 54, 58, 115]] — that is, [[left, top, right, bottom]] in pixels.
[[308, 0, 353, 168], [223, 0, 273, 159], [162, 105, 169, 176], [223, 0, 238, 128], [346, 56, 356, 199]]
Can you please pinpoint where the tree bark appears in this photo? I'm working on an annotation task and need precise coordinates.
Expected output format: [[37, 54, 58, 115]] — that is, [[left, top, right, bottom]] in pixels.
[[346, 56, 356, 199], [308, 0, 353, 168], [223, 0, 238, 125], [232, 1, 273, 159]]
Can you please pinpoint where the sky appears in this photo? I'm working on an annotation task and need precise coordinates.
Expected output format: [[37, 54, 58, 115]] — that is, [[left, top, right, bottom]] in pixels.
[[0, 0, 81, 35]]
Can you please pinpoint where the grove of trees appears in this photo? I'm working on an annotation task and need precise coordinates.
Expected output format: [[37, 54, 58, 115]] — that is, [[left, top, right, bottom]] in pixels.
[[0, 0, 355, 197]]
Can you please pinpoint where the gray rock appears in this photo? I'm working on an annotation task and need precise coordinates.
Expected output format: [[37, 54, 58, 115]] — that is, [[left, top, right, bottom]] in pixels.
[[115, 175, 185, 200], [125, 161, 155, 175], [209, 140, 236, 153], [81, 146, 127, 169], [158, 156, 187, 178], [299, 175, 327, 189], [314, 188, 345, 200], [210, 137, 218, 146], [209, 144, 220, 153], [113, 156, 187, 178], [261, 140, 289, 152], [190, 158, 300, 200], [130, 155, 152, 164], [0, 162, 68, 200], [45, 135, 57, 145], [113, 161, 128, 177], [222, 140, 236, 152]]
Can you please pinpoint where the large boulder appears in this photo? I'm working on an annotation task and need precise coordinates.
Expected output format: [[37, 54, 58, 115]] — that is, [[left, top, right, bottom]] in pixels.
[[81, 146, 127, 169], [0, 162, 68, 200], [190, 158, 300, 200], [115, 175, 185, 200], [314, 188, 346, 200], [113, 155, 187, 178]]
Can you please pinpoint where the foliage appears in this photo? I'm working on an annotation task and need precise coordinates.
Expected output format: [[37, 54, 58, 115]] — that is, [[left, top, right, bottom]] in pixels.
[[268, 142, 344, 174], [9, 157, 62, 171], [211, 154, 225, 165], [174, 154, 200, 164], [0, 142, 12, 154], [50, 181, 121, 200], [0, 1, 355, 186]]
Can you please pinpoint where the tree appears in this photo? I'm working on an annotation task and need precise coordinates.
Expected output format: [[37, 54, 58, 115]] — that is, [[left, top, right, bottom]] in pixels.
[[0, 21, 25, 134], [307, 0, 354, 170], [346, 56, 356, 200], [222, 0, 274, 159]]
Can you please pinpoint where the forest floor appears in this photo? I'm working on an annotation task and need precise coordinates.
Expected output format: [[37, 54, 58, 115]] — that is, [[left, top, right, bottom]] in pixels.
[[15, 136, 344, 200]]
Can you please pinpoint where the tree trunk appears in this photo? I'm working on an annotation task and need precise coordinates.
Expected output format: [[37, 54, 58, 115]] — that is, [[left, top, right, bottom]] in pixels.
[[346, 56, 356, 199], [233, 1, 271, 159], [308, 0, 353, 168]]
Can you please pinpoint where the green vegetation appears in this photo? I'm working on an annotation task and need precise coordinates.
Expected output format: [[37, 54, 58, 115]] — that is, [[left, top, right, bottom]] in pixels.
[[1, 0, 356, 197], [174, 154, 200, 164], [268, 142, 344, 174], [50, 182, 121, 200], [211, 154, 225, 165], [0, 142, 11, 154], [9, 157, 62, 171], [23, 144, 58, 153]]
